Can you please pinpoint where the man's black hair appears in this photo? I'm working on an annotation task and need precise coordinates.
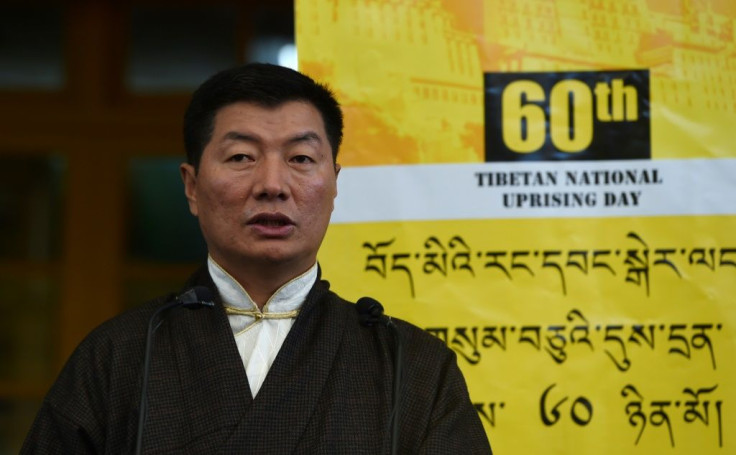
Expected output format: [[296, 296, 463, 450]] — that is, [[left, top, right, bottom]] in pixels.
[[184, 63, 343, 170]]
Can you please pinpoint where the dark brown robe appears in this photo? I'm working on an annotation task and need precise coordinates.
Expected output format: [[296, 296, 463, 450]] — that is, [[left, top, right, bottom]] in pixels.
[[22, 268, 492, 454]]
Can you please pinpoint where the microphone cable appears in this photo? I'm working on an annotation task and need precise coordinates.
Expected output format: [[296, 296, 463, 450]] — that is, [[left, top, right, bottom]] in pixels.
[[356, 297, 404, 455], [134, 286, 215, 455]]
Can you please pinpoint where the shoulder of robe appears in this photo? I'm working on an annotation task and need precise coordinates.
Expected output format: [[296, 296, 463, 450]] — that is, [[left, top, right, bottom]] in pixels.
[[80, 296, 170, 352], [52, 294, 176, 394], [318, 286, 453, 361], [40, 295, 172, 422]]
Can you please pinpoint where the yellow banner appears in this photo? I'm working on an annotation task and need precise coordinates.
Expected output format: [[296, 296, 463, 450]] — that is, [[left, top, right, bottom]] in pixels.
[[297, 0, 736, 452]]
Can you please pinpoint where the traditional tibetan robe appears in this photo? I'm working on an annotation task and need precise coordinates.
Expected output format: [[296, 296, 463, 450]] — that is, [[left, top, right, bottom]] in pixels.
[[22, 267, 492, 454]]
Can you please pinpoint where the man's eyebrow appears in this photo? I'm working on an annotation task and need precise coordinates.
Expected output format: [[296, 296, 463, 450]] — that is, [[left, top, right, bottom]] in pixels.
[[223, 131, 259, 143], [288, 131, 322, 145], [222, 131, 322, 145]]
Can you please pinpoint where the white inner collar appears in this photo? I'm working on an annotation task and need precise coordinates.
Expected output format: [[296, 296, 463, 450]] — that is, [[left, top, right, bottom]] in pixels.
[[207, 256, 318, 314]]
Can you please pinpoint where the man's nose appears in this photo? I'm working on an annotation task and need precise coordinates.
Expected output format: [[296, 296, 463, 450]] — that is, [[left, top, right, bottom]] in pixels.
[[252, 158, 290, 200]]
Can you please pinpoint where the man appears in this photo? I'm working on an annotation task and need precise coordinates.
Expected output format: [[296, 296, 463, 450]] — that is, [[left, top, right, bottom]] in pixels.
[[23, 63, 492, 453]]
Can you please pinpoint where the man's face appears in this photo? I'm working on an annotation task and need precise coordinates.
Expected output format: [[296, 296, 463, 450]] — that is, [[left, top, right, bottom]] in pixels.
[[181, 101, 340, 276]]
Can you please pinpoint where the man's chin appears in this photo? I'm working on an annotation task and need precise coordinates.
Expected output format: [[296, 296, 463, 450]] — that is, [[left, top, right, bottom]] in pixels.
[[240, 248, 307, 268]]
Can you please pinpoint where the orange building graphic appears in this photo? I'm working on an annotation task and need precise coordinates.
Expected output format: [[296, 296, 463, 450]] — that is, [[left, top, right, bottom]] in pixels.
[[299, 0, 736, 164]]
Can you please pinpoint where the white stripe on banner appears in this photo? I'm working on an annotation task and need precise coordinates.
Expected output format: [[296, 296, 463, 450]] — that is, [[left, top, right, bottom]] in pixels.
[[331, 158, 736, 223]]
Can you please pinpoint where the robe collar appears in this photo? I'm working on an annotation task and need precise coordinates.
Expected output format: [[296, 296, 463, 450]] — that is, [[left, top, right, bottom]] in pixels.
[[207, 256, 318, 332]]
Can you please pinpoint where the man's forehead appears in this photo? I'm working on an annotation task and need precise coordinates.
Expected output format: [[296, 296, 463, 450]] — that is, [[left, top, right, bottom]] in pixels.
[[213, 100, 323, 132], [215, 100, 321, 119], [208, 101, 332, 155]]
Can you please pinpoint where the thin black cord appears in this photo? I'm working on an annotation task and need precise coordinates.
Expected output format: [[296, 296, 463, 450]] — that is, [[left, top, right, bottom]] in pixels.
[[134, 286, 214, 454], [355, 297, 403, 455], [387, 318, 403, 455], [134, 300, 181, 455]]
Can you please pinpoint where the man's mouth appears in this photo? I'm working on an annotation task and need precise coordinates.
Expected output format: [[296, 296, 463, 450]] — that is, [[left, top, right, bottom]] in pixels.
[[247, 213, 295, 228], [257, 219, 288, 226]]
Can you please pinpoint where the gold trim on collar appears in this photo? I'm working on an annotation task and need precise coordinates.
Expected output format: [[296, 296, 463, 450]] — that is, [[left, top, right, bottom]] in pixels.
[[224, 306, 300, 321]]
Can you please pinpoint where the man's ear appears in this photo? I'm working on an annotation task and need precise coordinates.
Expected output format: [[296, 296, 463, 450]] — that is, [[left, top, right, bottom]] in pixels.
[[180, 163, 199, 217], [333, 163, 341, 198]]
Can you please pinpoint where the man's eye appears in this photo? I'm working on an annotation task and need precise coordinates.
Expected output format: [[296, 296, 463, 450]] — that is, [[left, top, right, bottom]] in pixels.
[[229, 154, 250, 162], [291, 155, 314, 164]]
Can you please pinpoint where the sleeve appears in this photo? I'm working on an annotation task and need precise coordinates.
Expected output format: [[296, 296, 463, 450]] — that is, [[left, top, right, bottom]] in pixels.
[[417, 349, 493, 454], [20, 400, 100, 454], [20, 328, 119, 455], [398, 330, 492, 455]]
